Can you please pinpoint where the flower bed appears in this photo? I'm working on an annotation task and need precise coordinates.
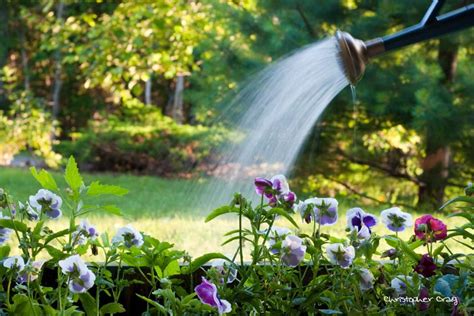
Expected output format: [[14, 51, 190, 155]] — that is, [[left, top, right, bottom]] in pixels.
[[0, 157, 472, 315]]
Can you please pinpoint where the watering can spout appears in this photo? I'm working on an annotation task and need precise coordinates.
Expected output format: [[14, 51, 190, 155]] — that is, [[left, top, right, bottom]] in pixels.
[[337, 2, 474, 85]]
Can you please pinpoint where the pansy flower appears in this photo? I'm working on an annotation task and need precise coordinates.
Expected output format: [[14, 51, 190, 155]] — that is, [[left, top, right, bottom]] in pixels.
[[29, 189, 62, 219], [0, 212, 13, 245], [254, 175, 296, 207], [58, 255, 96, 294], [211, 259, 237, 284], [414, 254, 437, 277], [195, 277, 232, 315], [347, 208, 377, 240], [418, 287, 430, 311], [17, 259, 47, 284], [265, 226, 291, 253], [299, 198, 338, 225], [72, 219, 99, 246], [391, 275, 414, 296], [112, 225, 144, 248], [326, 243, 355, 268], [414, 215, 447, 242], [380, 207, 413, 232], [359, 268, 375, 291], [18, 202, 40, 221], [3, 256, 25, 271], [280, 235, 306, 267], [3, 256, 45, 284]]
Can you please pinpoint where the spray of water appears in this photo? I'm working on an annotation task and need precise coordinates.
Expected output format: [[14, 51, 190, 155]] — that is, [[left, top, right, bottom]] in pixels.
[[195, 37, 350, 211]]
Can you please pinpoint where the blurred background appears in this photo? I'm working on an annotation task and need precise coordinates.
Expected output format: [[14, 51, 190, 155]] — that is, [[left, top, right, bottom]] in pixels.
[[0, 0, 473, 254]]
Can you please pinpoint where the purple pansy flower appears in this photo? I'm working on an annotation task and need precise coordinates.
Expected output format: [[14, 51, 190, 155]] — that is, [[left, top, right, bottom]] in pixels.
[[3, 256, 25, 271], [72, 219, 99, 246], [211, 259, 237, 284], [195, 277, 232, 315], [391, 275, 413, 296], [0, 212, 13, 245], [266, 226, 292, 254], [280, 235, 306, 267], [18, 202, 40, 221], [380, 207, 413, 232], [326, 243, 355, 268], [301, 198, 338, 225], [254, 175, 296, 207], [3, 256, 46, 284], [414, 254, 437, 278], [112, 225, 143, 248], [58, 255, 96, 293], [347, 208, 377, 240], [29, 189, 62, 219], [418, 287, 430, 311], [359, 268, 375, 291], [17, 259, 47, 284]]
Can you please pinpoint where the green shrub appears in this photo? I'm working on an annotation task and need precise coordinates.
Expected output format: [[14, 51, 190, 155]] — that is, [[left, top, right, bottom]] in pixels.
[[57, 103, 236, 175], [0, 92, 61, 168]]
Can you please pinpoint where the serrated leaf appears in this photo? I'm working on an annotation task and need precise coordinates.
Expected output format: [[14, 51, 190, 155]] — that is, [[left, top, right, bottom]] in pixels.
[[87, 182, 128, 196], [0, 245, 10, 259], [65, 156, 83, 193], [319, 309, 343, 314], [100, 303, 125, 315], [267, 208, 299, 228], [30, 167, 58, 191], [205, 206, 239, 222], [0, 219, 28, 233], [79, 293, 97, 316], [101, 205, 122, 216], [185, 253, 229, 274], [136, 294, 167, 313]]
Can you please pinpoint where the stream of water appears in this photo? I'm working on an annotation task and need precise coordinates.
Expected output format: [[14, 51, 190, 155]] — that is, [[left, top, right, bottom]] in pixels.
[[196, 36, 350, 210]]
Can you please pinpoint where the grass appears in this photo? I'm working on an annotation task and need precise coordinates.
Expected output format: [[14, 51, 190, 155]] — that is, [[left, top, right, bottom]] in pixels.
[[0, 167, 471, 258]]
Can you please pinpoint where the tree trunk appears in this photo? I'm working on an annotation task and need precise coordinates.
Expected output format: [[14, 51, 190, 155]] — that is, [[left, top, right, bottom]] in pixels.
[[166, 75, 185, 123], [145, 75, 152, 105], [20, 30, 30, 91], [0, 3, 9, 105], [52, 1, 64, 122], [417, 39, 458, 209]]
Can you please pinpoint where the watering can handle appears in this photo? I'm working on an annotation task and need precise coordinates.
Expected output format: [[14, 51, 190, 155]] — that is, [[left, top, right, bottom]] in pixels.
[[366, 2, 474, 57], [421, 0, 446, 25]]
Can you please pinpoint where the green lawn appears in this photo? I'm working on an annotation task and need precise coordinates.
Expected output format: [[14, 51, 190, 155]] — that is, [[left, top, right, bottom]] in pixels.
[[0, 167, 204, 218], [0, 167, 470, 258]]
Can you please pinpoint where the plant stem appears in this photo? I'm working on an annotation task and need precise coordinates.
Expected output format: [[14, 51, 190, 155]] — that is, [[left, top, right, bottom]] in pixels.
[[238, 201, 244, 267]]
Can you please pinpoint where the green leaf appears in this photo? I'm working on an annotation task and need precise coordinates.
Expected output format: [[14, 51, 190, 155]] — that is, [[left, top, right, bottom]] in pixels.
[[408, 239, 424, 250], [100, 303, 125, 315], [205, 206, 239, 222], [185, 253, 229, 274], [0, 245, 10, 259], [87, 182, 128, 196], [399, 239, 421, 262], [30, 167, 58, 191], [158, 259, 180, 277], [65, 156, 83, 193], [136, 294, 167, 314], [44, 228, 71, 245], [45, 245, 67, 260], [0, 219, 28, 233], [79, 293, 97, 316], [9, 294, 42, 315], [433, 244, 445, 257], [319, 309, 343, 315], [267, 208, 299, 228], [440, 196, 474, 210], [100, 205, 122, 216]]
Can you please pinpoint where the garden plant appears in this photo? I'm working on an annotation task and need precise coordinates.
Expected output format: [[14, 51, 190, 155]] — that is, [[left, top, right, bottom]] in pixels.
[[0, 157, 472, 315]]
